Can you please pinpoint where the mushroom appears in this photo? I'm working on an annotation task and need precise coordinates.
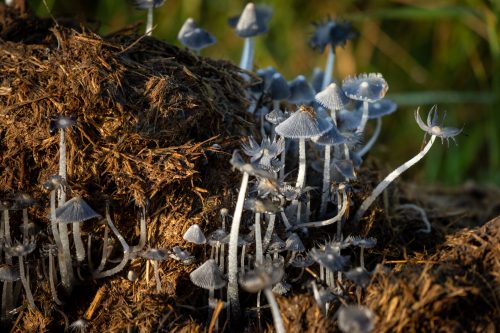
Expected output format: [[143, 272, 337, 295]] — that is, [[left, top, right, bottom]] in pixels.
[[337, 305, 375, 333], [12, 193, 36, 244], [41, 243, 63, 305], [189, 259, 226, 319], [353, 106, 461, 222], [344, 236, 377, 270], [140, 248, 168, 292], [342, 73, 388, 134], [133, 0, 166, 36], [183, 224, 207, 245], [55, 196, 101, 264], [233, 3, 272, 71], [309, 17, 357, 90], [49, 114, 76, 206], [288, 75, 315, 105], [5, 242, 37, 309], [0, 263, 20, 319], [177, 18, 216, 54]]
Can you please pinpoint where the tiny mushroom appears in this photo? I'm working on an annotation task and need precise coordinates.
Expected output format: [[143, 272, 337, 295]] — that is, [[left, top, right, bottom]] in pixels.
[[177, 18, 216, 54], [140, 248, 169, 292], [183, 224, 207, 245]]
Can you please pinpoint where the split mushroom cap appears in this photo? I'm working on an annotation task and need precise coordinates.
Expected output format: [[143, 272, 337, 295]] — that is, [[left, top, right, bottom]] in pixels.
[[49, 114, 76, 135], [140, 248, 169, 261], [0, 264, 20, 282], [315, 82, 350, 111], [414, 106, 462, 144], [337, 305, 375, 333], [232, 3, 272, 37], [309, 247, 350, 272], [268, 73, 291, 100], [230, 150, 276, 179], [133, 0, 166, 10], [356, 98, 397, 119], [55, 196, 101, 224], [169, 246, 195, 263], [288, 75, 315, 104], [183, 224, 207, 245], [275, 105, 332, 139], [344, 236, 377, 248], [189, 259, 226, 290], [313, 124, 348, 146], [309, 17, 357, 53], [285, 233, 305, 252], [342, 73, 388, 103], [177, 18, 216, 51], [207, 229, 228, 246], [265, 108, 289, 125]]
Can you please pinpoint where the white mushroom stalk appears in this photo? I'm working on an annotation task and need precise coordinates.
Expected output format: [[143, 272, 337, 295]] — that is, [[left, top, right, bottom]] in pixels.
[[354, 106, 462, 222], [322, 47, 335, 90]]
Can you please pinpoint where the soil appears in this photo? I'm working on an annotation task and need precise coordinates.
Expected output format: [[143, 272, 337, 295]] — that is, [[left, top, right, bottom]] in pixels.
[[0, 4, 499, 333]]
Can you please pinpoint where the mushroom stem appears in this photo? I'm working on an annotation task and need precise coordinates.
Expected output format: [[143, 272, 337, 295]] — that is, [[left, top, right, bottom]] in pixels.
[[357, 101, 370, 134], [51, 190, 73, 292], [3, 210, 12, 246], [22, 209, 29, 244], [93, 204, 130, 278], [262, 214, 275, 252], [296, 138, 306, 189], [254, 213, 263, 264], [240, 244, 247, 273], [146, 7, 153, 36], [263, 288, 285, 333], [239, 37, 255, 71], [48, 250, 63, 305], [227, 172, 250, 319], [19, 255, 36, 310], [354, 135, 437, 222], [319, 145, 331, 217], [279, 140, 286, 180], [360, 246, 366, 269], [95, 225, 109, 273], [58, 128, 67, 205], [322, 47, 335, 90], [73, 223, 85, 263], [130, 206, 147, 253], [358, 117, 382, 157], [153, 260, 161, 292], [290, 187, 347, 230]]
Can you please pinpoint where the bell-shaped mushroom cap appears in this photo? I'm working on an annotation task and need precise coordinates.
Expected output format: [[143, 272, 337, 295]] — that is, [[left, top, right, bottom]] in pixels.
[[333, 159, 356, 180], [288, 75, 315, 104], [183, 224, 207, 245], [190, 259, 226, 290], [345, 267, 371, 288], [178, 18, 216, 51], [251, 66, 276, 93], [12, 193, 36, 210], [0, 264, 20, 282], [49, 114, 76, 134], [311, 67, 325, 93], [207, 229, 228, 246], [169, 246, 195, 263], [309, 18, 357, 53], [234, 3, 271, 38], [268, 73, 291, 101], [344, 236, 377, 248], [55, 197, 101, 224], [43, 175, 65, 192], [275, 105, 332, 139], [285, 233, 305, 252], [342, 73, 388, 103], [337, 305, 375, 333], [133, 0, 166, 10], [336, 109, 361, 132], [359, 98, 397, 119], [239, 258, 284, 293], [140, 248, 169, 261], [313, 125, 348, 146], [265, 108, 289, 125], [315, 82, 350, 111]]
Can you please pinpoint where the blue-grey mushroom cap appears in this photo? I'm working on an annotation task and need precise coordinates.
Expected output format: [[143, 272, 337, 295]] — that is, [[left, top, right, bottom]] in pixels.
[[170, 246, 194, 262], [235, 3, 271, 38], [230, 150, 276, 179], [43, 175, 65, 192], [309, 18, 357, 53], [309, 247, 350, 272], [179, 28, 217, 50], [342, 73, 388, 102], [344, 236, 377, 248], [336, 109, 362, 132], [272, 281, 291, 295], [337, 305, 375, 333], [355, 98, 397, 119], [229, 3, 272, 33], [311, 67, 325, 93], [285, 233, 305, 252], [313, 125, 348, 146], [268, 73, 291, 100], [315, 82, 350, 111], [189, 259, 226, 290], [183, 224, 207, 245], [275, 105, 332, 139], [49, 114, 76, 134], [265, 108, 289, 125], [239, 257, 284, 292], [251, 66, 276, 93], [345, 267, 371, 288], [5, 242, 36, 257], [55, 196, 101, 224], [140, 248, 169, 261], [0, 264, 20, 282], [288, 75, 315, 104], [289, 254, 314, 268], [133, 0, 166, 10], [207, 229, 228, 246]]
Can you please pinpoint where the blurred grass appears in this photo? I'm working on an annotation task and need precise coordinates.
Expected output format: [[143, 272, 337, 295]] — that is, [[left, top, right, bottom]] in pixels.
[[28, 0, 500, 186]]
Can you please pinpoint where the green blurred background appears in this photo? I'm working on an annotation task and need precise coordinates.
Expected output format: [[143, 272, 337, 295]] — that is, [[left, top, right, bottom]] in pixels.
[[29, 0, 500, 186]]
